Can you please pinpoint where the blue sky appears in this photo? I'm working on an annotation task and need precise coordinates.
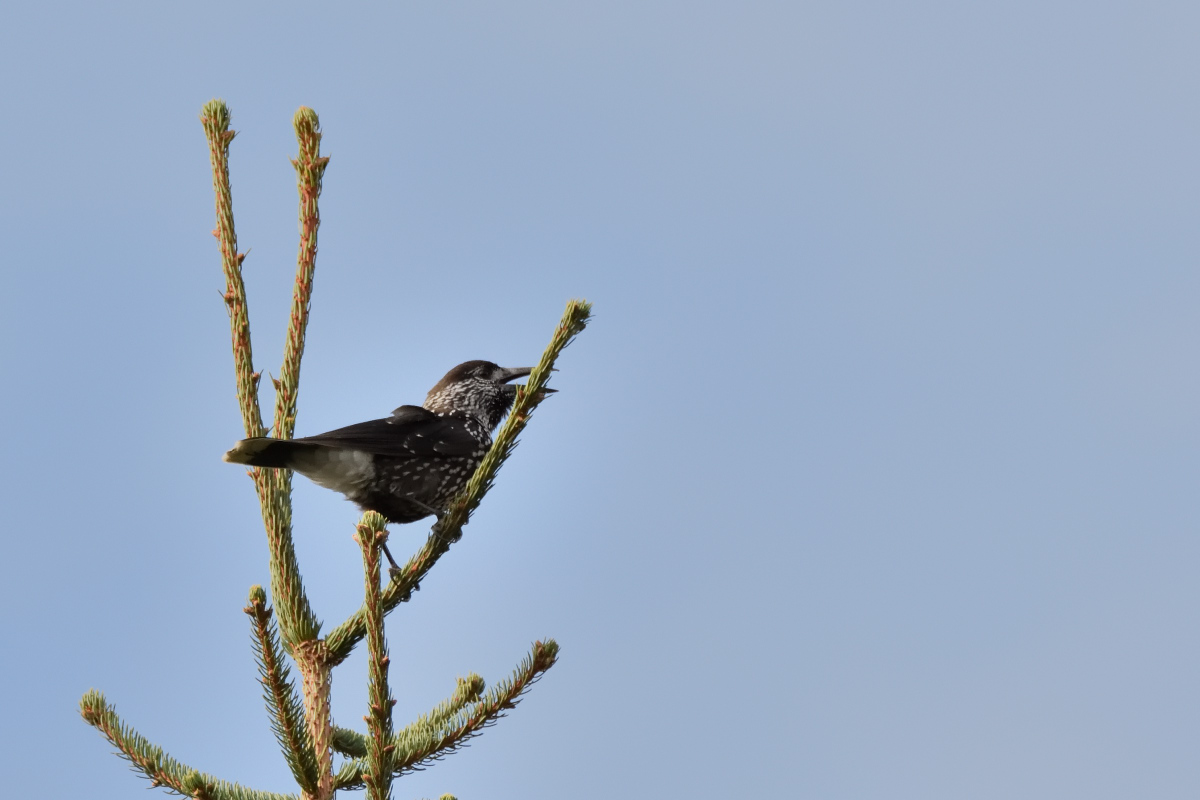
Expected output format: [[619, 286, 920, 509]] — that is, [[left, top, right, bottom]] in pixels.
[[1, 2, 1197, 798]]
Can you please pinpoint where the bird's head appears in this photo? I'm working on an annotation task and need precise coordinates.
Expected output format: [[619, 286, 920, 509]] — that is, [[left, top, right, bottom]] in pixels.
[[423, 360, 550, 429]]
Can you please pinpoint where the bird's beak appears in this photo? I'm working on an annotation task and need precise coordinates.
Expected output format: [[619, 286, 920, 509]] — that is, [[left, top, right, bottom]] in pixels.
[[497, 367, 535, 383], [498, 366, 557, 395]]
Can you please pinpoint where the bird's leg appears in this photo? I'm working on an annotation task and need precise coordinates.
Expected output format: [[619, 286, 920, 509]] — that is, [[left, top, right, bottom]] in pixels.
[[380, 541, 402, 578], [404, 497, 446, 522], [405, 497, 458, 541]]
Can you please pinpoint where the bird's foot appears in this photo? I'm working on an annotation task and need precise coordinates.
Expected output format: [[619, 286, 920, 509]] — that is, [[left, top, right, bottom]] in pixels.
[[404, 497, 460, 542]]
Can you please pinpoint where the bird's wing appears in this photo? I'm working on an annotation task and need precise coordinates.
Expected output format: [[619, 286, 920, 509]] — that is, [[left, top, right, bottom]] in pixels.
[[294, 405, 480, 458]]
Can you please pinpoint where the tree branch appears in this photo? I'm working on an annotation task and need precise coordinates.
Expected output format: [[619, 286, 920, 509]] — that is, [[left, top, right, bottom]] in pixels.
[[201, 99, 264, 440], [403, 673, 487, 737], [355, 513, 396, 800], [331, 673, 485, 759], [333, 640, 559, 790], [271, 106, 328, 442], [80, 690, 299, 800], [324, 300, 592, 664], [244, 587, 320, 794], [202, 98, 319, 647]]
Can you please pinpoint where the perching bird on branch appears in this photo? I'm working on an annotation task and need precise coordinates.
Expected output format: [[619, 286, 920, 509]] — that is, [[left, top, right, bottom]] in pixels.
[[223, 360, 548, 567]]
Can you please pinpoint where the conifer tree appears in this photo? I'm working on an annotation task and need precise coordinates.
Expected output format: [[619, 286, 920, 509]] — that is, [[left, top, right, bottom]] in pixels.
[[81, 100, 591, 800]]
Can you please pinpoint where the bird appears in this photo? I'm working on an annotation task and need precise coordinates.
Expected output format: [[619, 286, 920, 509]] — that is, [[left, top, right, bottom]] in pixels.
[[223, 360, 548, 569]]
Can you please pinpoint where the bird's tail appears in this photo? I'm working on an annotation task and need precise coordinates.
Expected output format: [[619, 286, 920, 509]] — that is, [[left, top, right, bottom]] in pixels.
[[223, 438, 308, 468], [224, 438, 372, 495]]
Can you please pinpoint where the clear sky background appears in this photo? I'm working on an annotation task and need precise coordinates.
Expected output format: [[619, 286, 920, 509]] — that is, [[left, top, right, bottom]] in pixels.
[[1, 3, 1197, 798]]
